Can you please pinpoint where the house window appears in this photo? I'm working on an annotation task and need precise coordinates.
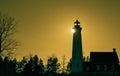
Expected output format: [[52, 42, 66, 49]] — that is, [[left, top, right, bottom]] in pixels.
[[96, 65, 100, 71], [86, 66, 89, 71], [104, 65, 107, 71], [111, 65, 115, 71]]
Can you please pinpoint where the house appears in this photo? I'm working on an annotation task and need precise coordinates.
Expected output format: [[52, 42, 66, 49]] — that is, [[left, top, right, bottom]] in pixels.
[[83, 48, 119, 72]]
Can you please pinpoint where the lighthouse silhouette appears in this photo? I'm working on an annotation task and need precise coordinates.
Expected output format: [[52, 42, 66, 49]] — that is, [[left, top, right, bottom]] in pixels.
[[71, 20, 83, 73]]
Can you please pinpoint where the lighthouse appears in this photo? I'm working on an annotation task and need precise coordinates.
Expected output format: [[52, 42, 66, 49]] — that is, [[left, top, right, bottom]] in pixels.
[[71, 20, 83, 73]]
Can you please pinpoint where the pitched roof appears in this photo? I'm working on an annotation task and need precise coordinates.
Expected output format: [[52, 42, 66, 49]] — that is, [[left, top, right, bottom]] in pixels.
[[90, 51, 119, 64]]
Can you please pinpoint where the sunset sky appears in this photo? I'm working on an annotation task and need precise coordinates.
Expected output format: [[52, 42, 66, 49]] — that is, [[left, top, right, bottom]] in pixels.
[[0, 0, 120, 62]]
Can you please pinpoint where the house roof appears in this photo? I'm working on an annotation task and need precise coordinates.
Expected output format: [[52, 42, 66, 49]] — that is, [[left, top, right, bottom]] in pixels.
[[90, 51, 119, 64]]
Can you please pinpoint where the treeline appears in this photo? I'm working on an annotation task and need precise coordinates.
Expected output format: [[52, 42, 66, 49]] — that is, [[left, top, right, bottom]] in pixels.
[[0, 55, 71, 76], [1, 55, 120, 76]]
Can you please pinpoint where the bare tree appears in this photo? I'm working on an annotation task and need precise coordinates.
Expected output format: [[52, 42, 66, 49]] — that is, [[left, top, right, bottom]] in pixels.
[[61, 55, 66, 73], [0, 12, 18, 55]]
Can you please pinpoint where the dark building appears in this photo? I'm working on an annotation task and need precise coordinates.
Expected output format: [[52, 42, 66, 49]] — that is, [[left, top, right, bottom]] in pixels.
[[83, 48, 119, 72], [71, 20, 119, 74]]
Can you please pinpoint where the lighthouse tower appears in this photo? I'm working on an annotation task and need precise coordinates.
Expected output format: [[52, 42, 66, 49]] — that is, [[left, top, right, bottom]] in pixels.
[[71, 20, 83, 73]]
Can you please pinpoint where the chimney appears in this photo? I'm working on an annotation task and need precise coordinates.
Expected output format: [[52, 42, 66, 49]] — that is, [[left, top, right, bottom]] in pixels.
[[113, 48, 116, 52]]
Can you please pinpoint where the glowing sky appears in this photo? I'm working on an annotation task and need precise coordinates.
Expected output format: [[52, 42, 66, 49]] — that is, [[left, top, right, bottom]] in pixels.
[[0, 0, 120, 62]]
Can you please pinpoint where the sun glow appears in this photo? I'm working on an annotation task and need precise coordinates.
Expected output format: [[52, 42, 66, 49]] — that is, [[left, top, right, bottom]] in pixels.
[[71, 29, 75, 33]]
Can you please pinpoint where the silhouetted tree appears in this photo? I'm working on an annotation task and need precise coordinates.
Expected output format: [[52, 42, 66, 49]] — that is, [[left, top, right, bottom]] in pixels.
[[23, 57, 34, 76], [0, 55, 4, 76], [61, 56, 66, 72], [66, 58, 72, 74], [3, 56, 10, 76], [39, 58, 45, 75], [16, 56, 27, 76], [0, 12, 18, 55], [23, 55, 45, 76], [60, 55, 67, 76], [2, 56, 16, 76], [45, 55, 60, 76], [9, 58, 17, 76], [33, 55, 40, 76]]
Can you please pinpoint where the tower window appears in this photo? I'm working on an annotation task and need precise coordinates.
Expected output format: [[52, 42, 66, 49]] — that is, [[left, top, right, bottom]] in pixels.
[[76, 64, 79, 69]]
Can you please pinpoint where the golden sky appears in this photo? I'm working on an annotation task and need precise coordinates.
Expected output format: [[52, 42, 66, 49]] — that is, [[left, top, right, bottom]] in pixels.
[[0, 0, 120, 62]]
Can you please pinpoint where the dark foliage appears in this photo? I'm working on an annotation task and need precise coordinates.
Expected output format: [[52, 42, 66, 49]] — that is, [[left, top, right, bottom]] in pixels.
[[0, 55, 119, 76], [0, 56, 17, 76], [45, 55, 60, 76]]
